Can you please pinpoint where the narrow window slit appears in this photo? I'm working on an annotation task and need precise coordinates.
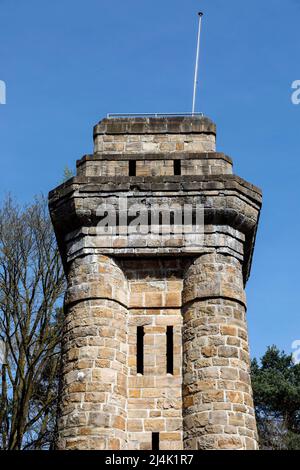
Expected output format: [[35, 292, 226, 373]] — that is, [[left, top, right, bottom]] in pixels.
[[152, 432, 159, 450], [166, 326, 174, 375], [174, 159, 181, 175], [129, 160, 136, 176], [136, 326, 144, 374]]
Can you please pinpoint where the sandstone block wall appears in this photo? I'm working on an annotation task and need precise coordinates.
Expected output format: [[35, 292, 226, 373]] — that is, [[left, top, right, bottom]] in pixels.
[[182, 253, 258, 450], [93, 117, 216, 154], [123, 258, 183, 450], [76, 153, 233, 178], [56, 255, 128, 450], [94, 133, 216, 154]]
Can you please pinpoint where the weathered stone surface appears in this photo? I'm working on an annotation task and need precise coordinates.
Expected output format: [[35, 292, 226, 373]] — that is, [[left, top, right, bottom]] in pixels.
[[49, 116, 261, 450], [182, 253, 258, 450]]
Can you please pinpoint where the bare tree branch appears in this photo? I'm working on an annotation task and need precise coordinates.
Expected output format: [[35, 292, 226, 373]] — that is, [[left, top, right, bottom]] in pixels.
[[0, 195, 65, 449]]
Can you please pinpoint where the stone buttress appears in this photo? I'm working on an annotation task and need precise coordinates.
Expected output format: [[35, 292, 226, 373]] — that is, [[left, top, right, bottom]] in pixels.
[[49, 116, 262, 450]]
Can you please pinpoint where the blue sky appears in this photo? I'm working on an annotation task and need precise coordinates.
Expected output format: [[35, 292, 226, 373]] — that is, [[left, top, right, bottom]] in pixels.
[[0, 0, 299, 361]]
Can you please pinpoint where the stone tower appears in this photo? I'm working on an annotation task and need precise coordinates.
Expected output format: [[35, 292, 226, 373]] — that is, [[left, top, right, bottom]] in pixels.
[[49, 115, 262, 450]]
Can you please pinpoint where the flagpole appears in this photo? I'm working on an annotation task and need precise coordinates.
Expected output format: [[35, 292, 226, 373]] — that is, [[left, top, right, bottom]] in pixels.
[[192, 12, 203, 115]]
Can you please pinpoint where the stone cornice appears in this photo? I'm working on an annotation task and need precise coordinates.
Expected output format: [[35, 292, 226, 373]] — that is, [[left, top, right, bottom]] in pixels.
[[49, 174, 262, 201], [76, 152, 233, 165], [49, 174, 262, 283], [93, 116, 216, 138]]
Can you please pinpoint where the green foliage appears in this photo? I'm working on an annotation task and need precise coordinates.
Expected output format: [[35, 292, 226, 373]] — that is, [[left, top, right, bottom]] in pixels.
[[251, 345, 300, 450]]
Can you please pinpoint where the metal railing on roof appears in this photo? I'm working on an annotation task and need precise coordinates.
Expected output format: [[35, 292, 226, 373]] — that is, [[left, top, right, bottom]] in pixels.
[[106, 112, 204, 119]]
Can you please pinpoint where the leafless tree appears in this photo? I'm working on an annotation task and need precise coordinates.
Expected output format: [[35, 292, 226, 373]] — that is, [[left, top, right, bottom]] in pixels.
[[0, 196, 65, 449]]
